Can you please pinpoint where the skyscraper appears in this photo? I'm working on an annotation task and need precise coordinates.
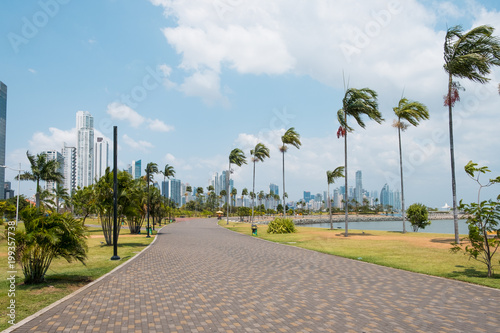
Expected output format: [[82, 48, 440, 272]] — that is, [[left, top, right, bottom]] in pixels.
[[131, 160, 141, 179], [76, 111, 94, 188], [380, 183, 390, 209], [62, 144, 77, 195], [269, 183, 279, 196], [0, 81, 7, 199], [43, 150, 64, 192], [94, 137, 109, 181], [355, 170, 363, 204], [170, 179, 181, 206]]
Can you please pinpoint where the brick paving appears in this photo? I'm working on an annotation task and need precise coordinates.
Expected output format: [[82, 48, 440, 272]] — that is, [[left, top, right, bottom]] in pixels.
[[7, 218, 500, 333]]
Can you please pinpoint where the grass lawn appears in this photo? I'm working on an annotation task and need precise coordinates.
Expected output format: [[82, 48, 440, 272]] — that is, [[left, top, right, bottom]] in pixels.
[[0, 223, 157, 331], [221, 221, 500, 289]]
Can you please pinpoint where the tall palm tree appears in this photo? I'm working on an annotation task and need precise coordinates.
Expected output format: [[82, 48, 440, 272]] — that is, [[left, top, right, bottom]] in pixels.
[[250, 143, 270, 222], [18, 151, 63, 208], [185, 185, 192, 205], [327, 166, 345, 230], [392, 97, 429, 233], [337, 88, 383, 236], [145, 162, 158, 237], [227, 148, 247, 224], [280, 128, 301, 216], [231, 188, 237, 207], [241, 188, 248, 208], [161, 164, 175, 219], [444, 25, 500, 244], [219, 189, 227, 209]]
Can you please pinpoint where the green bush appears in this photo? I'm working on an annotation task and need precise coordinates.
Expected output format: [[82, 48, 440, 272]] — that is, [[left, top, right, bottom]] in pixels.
[[267, 217, 296, 234]]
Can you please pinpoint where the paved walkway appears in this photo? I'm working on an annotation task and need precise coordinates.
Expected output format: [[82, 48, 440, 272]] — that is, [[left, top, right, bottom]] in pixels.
[[7, 219, 500, 333]]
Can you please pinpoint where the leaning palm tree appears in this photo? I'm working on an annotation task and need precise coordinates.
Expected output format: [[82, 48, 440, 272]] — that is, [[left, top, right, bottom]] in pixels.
[[280, 128, 301, 216], [250, 143, 270, 222], [227, 148, 247, 224], [444, 25, 500, 244], [18, 151, 63, 208], [392, 97, 429, 233], [53, 183, 70, 213], [326, 166, 345, 230], [338, 88, 383, 236]]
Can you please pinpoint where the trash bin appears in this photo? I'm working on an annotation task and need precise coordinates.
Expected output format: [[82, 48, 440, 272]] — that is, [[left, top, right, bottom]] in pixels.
[[251, 223, 258, 236]]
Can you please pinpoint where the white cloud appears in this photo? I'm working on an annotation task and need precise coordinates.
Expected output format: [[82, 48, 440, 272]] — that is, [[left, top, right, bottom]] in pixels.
[[106, 102, 145, 127], [147, 119, 174, 132], [179, 69, 229, 106], [28, 68, 36, 74], [122, 134, 154, 152], [29, 127, 77, 152]]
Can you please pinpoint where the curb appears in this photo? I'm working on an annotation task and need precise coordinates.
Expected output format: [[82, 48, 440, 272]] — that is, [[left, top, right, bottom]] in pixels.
[[2, 225, 166, 333]]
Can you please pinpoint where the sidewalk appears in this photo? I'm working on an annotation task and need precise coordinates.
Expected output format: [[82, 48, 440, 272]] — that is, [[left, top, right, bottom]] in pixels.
[[6, 218, 500, 332]]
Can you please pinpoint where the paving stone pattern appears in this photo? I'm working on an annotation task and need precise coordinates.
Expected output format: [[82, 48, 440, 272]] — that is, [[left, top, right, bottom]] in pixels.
[[9, 219, 500, 332]]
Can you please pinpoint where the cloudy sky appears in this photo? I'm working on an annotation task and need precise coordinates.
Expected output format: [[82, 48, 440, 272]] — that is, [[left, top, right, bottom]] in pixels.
[[1, 0, 499, 208]]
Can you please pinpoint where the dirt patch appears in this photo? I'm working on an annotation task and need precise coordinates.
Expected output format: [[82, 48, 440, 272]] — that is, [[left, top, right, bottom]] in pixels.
[[89, 234, 147, 238]]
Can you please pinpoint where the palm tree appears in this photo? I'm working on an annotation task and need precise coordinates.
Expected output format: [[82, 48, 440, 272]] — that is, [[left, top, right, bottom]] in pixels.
[[219, 189, 227, 209], [280, 128, 301, 216], [241, 188, 248, 209], [327, 166, 345, 230], [196, 187, 204, 211], [392, 97, 429, 233], [18, 151, 63, 208], [185, 185, 192, 205], [337, 88, 383, 236], [231, 188, 237, 207], [444, 25, 500, 244], [53, 183, 70, 213], [161, 164, 175, 219], [227, 148, 247, 224], [250, 143, 270, 222], [145, 162, 158, 237]]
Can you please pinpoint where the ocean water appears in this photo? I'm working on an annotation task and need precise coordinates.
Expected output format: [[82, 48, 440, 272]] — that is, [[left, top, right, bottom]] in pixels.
[[303, 219, 470, 234]]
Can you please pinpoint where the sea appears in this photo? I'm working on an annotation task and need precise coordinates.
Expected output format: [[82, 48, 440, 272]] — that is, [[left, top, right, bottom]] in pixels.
[[303, 219, 469, 234]]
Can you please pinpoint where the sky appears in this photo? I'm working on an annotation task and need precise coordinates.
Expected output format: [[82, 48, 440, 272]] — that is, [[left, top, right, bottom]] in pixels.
[[1, 0, 499, 208]]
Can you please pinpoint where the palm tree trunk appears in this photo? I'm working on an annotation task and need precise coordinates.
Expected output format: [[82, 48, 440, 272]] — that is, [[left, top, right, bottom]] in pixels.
[[344, 125, 349, 237], [448, 74, 460, 244], [226, 162, 230, 225], [398, 125, 406, 233], [282, 151, 286, 216], [36, 179, 40, 208], [252, 160, 256, 223], [329, 183, 332, 230]]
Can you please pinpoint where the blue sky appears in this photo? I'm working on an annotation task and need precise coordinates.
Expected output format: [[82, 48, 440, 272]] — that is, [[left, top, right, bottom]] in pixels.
[[1, 0, 499, 208]]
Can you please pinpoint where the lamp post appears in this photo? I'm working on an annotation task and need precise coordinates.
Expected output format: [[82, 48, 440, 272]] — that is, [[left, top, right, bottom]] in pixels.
[[0, 164, 23, 226]]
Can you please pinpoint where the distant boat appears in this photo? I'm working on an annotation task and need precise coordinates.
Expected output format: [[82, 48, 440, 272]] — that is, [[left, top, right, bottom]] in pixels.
[[441, 203, 451, 210]]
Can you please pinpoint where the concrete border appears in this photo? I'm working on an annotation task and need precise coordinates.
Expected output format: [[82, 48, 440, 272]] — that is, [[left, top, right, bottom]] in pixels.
[[2, 226, 166, 333]]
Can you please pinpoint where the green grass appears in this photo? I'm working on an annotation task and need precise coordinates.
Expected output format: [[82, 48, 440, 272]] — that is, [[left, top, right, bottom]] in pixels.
[[0, 224, 156, 331], [221, 221, 500, 289]]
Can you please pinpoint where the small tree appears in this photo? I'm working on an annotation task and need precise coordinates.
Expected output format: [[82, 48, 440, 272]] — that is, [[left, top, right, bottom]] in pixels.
[[14, 207, 88, 284], [406, 203, 431, 232], [451, 161, 500, 278]]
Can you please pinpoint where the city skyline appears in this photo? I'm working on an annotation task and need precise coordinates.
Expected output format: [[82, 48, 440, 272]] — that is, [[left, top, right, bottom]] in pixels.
[[1, 1, 500, 208]]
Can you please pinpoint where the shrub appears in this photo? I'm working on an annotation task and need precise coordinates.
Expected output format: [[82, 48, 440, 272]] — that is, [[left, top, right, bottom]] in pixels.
[[15, 208, 88, 284], [406, 203, 431, 232], [267, 217, 296, 234]]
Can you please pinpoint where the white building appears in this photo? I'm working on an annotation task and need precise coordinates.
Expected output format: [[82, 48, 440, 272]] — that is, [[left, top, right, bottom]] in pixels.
[[62, 144, 77, 195], [43, 150, 64, 193], [76, 111, 94, 188], [94, 137, 109, 181]]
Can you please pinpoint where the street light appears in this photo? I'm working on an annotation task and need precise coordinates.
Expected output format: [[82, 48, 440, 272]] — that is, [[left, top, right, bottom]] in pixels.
[[0, 163, 23, 226]]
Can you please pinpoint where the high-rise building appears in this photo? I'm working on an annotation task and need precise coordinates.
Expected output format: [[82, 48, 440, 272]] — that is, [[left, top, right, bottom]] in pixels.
[[303, 191, 311, 202], [4, 181, 14, 199], [355, 170, 363, 204], [170, 179, 181, 206], [62, 144, 77, 195], [76, 111, 94, 188], [380, 183, 390, 209], [131, 160, 141, 179], [269, 183, 279, 196], [43, 150, 64, 192], [94, 137, 109, 181], [0, 81, 7, 199]]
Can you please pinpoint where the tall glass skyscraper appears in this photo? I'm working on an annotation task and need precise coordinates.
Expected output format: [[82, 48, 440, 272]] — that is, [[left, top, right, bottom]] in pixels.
[[355, 170, 363, 204], [62, 144, 77, 195], [0, 82, 7, 199], [76, 111, 94, 188]]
